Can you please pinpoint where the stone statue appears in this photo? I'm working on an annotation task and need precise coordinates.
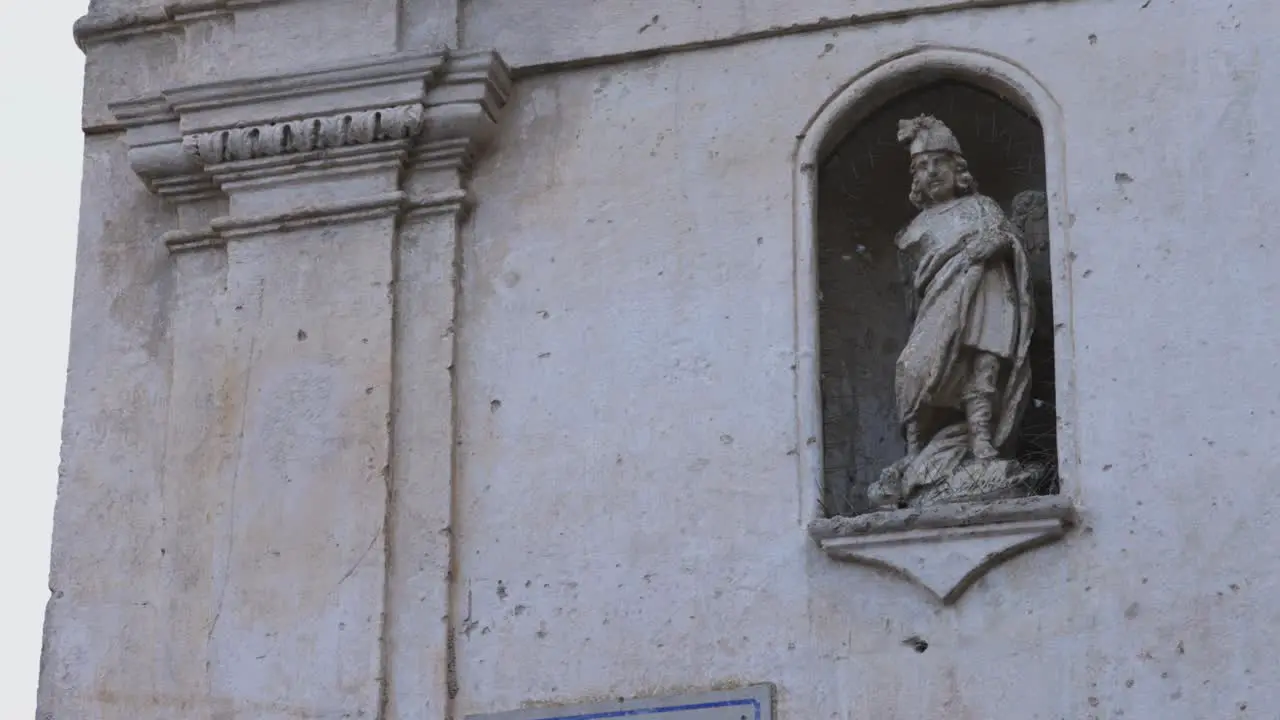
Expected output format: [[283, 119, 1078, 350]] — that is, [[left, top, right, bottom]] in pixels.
[[868, 116, 1040, 508]]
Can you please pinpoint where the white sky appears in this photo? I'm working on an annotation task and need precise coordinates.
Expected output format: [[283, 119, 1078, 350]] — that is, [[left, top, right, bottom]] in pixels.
[[0, 2, 84, 715]]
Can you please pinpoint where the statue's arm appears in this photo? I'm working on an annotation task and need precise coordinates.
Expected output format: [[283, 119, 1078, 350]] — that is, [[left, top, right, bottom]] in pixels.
[[966, 196, 1017, 262]]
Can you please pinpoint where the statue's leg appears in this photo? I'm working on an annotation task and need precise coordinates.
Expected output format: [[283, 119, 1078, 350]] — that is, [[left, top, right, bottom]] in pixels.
[[963, 352, 1002, 460]]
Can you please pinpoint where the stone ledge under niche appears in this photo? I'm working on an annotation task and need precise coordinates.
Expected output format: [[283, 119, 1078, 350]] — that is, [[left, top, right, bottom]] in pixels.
[[809, 495, 1075, 604]]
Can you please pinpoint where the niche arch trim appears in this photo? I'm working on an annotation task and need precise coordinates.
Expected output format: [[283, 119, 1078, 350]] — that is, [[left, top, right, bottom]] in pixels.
[[792, 46, 1079, 526]]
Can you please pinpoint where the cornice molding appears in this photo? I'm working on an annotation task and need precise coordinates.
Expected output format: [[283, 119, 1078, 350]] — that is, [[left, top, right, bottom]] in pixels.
[[112, 50, 506, 191], [109, 49, 509, 249], [162, 51, 448, 126]]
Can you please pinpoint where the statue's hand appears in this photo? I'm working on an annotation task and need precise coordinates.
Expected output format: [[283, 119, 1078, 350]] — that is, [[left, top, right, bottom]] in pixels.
[[963, 238, 987, 264]]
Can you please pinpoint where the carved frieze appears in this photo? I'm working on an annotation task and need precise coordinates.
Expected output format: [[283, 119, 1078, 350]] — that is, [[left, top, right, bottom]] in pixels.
[[182, 104, 426, 165]]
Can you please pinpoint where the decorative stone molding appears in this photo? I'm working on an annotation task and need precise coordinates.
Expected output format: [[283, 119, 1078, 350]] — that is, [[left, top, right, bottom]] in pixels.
[[160, 228, 223, 254], [809, 496, 1075, 604], [109, 49, 511, 249], [212, 191, 408, 240], [182, 105, 425, 164]]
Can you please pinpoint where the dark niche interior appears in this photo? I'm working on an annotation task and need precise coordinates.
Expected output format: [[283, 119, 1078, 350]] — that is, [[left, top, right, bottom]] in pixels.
[[817, 79, 1058, 517]]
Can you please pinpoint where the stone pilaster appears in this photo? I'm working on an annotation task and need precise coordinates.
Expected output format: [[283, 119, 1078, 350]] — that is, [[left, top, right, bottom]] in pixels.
[[111, 49, 509, 720], [386, 52, 510, 720]]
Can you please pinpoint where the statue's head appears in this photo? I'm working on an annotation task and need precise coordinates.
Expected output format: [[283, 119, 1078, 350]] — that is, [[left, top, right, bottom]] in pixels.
[[898, 115, 977, 209]]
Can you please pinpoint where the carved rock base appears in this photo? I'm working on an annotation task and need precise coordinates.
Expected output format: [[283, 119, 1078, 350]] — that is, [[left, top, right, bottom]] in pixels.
[[809, 495, 1074, 604], [912, 458, 1044, 507]]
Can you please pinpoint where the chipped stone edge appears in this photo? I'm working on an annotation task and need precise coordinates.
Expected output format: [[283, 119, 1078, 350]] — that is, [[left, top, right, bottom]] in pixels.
[[808, 494, 1077, 540], [73, 0, 290, 48], [74, 0, 1076, 65]]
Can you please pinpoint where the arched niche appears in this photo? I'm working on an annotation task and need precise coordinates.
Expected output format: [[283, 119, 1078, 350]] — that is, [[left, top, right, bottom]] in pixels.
[[793, 48, 1077, 522]]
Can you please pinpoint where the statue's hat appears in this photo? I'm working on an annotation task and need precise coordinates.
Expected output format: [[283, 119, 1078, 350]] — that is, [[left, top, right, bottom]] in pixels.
[[898, 115, 963, 156]]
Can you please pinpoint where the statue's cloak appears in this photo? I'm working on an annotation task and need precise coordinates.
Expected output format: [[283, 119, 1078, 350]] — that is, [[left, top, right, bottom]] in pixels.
[[893, 193, 1035, 491]]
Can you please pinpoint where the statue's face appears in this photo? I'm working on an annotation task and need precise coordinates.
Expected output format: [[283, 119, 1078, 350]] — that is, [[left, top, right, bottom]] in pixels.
[[910, 151, 959, 205]]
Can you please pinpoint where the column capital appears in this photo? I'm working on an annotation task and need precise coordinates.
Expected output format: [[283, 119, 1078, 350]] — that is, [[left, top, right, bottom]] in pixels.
[[111, 49, 511, 250]]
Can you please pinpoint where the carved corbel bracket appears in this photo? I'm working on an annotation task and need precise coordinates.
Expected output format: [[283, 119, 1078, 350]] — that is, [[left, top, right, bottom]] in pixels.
[[809, 496, 1075, 604], [407, 51, 512, 218], [109, 49, 511, 250], [111, 97, 218, 203]]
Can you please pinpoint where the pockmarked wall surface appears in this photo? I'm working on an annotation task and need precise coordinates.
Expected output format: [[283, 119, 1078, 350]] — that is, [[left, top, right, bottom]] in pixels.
[[43, 0, 1280, 718]]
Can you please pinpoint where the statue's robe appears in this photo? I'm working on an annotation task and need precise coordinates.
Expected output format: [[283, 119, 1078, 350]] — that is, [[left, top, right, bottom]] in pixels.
[[892, 193, 1036, 497]]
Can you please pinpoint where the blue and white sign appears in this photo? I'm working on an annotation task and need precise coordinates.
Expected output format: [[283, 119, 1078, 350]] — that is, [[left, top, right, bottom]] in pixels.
[[467, 684, 773, 720]]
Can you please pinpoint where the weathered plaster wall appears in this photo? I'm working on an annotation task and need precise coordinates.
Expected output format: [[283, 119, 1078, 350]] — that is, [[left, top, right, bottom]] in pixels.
[[460, 0, 1066, 68], [45, 0, 1280, 718], [39, 136, 178, 718], [455, 0, 1280, 718]]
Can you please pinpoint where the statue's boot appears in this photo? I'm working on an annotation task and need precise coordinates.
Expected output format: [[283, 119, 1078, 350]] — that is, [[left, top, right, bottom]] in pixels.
[[965, 394, 999, 460], [905, 419, 921, 456]]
